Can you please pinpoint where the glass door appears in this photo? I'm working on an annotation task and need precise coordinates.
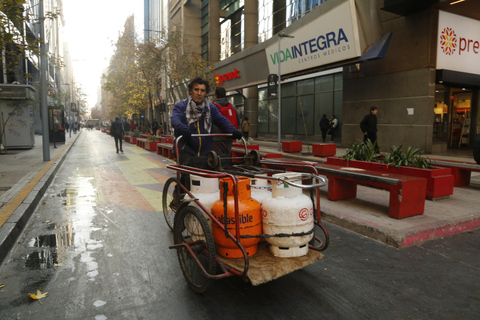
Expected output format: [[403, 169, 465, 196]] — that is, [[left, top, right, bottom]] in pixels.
[[449, 88, 472, 148]]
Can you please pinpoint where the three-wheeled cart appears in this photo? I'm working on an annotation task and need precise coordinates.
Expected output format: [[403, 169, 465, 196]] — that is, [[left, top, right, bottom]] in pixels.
[[163, 134, 329, 292]]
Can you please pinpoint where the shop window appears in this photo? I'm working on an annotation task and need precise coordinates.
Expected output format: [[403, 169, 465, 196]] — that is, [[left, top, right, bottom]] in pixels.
[[450, 88, 472, 148], [258, 97, 269, 133], [334, 73, 343, 90], [315, 75, 333, 92], [282, 82, 296, 97], [315, 92, 333, 134], [296, 94, 314, 135], [297, 78, 314, 95], [282, 96, 296, 134], [433, 86, 448, 143], [269, 99, 278, 133]]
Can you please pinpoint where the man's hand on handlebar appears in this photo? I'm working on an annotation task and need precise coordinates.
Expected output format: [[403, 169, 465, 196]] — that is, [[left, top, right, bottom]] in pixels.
[[231, 131, 243, 140]]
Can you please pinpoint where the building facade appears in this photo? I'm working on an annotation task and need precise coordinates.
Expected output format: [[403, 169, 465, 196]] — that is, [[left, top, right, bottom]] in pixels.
[[163, 0, 480, 153]]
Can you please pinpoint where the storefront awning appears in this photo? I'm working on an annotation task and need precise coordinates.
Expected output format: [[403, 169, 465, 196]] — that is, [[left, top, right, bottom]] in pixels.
[[358, 32, 392, 62]]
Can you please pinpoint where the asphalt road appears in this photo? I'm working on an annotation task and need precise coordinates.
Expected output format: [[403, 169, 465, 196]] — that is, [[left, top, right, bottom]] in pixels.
[[0, 130, 479, 319]]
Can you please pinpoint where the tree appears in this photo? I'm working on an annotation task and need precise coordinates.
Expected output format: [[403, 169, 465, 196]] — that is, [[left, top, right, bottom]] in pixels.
[[164, 28, 214, 104], [102, 18, 215, 122], [0, 0, 63, 84], [103, 15, 149, 120]]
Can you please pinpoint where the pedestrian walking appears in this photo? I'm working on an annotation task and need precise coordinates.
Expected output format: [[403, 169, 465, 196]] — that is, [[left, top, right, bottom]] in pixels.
[[170, 77, 242, 168], [329, 115, 338, 142], [152, 119, 159, 136], [242, 117, 251, 140], [319, 114, 329, 143], [110, 116, 125, 153], [360, 106, 379, 152], [210, 87, 241, 156], [123, 120, 130, 134]]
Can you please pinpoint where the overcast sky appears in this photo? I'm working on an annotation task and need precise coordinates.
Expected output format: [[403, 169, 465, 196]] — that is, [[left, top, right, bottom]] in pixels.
[[62, 0, 144, 111]]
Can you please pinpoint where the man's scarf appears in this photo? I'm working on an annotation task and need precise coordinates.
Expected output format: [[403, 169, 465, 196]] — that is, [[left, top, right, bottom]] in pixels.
[[186, 98, 212, 133]]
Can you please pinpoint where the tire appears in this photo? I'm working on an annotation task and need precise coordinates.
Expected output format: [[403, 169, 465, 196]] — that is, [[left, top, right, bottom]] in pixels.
[[162, 177, 180, 230], [174, 206, 216, 293]]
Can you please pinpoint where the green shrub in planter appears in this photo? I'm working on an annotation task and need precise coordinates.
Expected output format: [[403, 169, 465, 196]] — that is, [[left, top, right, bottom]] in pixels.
[[132, 129, 140, 137], [342, 141, 432, 169], [342, 139, 380, 162]]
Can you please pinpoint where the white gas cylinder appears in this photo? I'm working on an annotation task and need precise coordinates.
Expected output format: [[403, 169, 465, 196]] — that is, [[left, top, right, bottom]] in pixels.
[[186, 175, 219, 239], [261, 172, 314, 257], [250, 175, 271, 206]]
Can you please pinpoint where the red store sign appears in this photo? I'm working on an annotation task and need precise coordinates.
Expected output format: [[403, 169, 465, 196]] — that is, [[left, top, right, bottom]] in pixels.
[[215, 68, 241, 86]]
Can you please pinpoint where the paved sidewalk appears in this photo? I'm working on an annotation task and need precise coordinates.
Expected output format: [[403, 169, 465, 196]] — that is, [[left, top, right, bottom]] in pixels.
[[0, 131, 80, 263], [1, 131, 479, 265], [251, 138, 480, 247]]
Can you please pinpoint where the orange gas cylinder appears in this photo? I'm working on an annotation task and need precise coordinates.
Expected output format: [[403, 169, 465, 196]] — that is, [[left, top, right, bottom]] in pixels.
[[211, 177, 262, 258]]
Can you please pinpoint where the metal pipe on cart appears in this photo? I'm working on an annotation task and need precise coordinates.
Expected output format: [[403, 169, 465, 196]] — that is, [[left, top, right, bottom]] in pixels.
[[166, 164, 250, 275]]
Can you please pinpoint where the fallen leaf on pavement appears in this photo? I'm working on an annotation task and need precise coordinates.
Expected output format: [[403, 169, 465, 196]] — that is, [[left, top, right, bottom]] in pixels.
[[28, 290, 48, 304], [0, 283, 5, 289]]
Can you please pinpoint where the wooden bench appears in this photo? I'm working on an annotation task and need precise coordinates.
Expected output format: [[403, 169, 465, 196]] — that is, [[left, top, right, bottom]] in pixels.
[[231, 147, 283, 159], [430, 159, 480, 187], [124, 136, 137, 144], [326, 157, 454, 200], [157, 143, 175, 159], [136, 138, 147, 148], [262, 159, 426, 219]]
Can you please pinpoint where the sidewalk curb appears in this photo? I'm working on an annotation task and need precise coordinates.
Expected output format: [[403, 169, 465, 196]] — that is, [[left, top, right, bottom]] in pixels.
[[0, 132, 81, 264]]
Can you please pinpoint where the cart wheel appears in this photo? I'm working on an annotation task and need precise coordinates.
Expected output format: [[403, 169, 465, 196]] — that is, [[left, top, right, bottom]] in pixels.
[[174, 206, 216, 293], [207, 150, 219, 169], [162, 177, 182, 230], [248, 150, 261, 166]]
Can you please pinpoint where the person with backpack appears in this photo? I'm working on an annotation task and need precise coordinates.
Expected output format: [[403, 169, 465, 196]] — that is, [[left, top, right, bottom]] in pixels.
[[210, 86, 241, 156]]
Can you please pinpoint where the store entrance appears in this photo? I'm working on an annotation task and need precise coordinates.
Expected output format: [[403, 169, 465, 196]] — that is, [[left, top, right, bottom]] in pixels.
[[449, 88, 472, 149]]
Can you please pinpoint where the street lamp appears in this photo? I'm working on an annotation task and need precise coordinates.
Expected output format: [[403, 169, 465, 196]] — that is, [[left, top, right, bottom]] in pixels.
[[277, 31, 294, 151]]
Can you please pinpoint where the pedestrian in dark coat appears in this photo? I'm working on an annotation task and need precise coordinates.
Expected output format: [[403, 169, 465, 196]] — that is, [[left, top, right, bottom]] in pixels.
[[319, 114, 330, 143], [360, 106, 379, 152], [110, 117, 125, 153], [152, 119, 159, 135]]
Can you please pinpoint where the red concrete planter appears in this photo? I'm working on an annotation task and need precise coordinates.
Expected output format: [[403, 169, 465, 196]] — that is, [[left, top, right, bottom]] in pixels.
[[326, 157, 454, 199], [312, 143, 336, 157], [282, 141, 302, 152], [145, 140, 159, 151]]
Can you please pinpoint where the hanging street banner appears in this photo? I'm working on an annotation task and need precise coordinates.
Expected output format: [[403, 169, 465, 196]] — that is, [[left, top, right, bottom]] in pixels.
[[265, 0, 362, 76], [437, 11, 480, 75]]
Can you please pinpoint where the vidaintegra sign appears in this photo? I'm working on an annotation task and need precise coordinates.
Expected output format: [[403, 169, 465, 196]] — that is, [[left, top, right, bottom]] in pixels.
[[265, 0, 361, 75]]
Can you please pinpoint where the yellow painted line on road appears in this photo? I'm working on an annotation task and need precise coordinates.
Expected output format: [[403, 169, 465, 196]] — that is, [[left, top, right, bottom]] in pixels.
[[0, 141, 72, 227]]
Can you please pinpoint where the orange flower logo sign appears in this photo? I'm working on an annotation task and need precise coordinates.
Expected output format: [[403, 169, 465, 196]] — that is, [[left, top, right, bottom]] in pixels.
[[440, 27, 457, 55]]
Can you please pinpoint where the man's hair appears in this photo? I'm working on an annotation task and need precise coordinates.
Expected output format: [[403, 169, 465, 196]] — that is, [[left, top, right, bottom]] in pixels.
[[215, 87, 226, 98], [115, 116, 120, 121], [370, 106, 378, 111], [188, 77, 210, 93]]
